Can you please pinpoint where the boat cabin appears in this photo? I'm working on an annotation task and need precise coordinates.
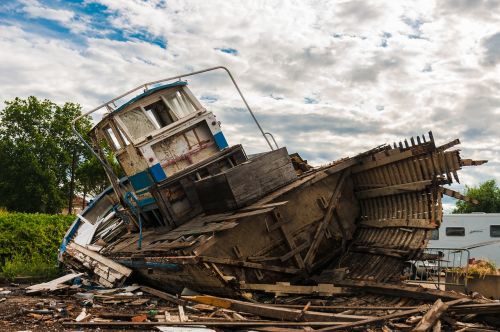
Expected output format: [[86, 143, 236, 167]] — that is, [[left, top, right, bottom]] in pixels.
[[89, 81, 249, 226]]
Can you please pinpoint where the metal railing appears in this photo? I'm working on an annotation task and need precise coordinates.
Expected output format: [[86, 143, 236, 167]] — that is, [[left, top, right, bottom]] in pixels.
[[403, 247, 470, 292]]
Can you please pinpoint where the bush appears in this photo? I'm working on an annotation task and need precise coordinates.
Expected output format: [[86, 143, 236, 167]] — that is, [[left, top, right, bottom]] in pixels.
[[0, 210, 74, 278]]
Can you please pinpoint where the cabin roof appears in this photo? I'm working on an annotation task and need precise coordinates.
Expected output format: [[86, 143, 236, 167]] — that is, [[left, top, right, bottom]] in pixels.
[[113, 81, 188, 113]]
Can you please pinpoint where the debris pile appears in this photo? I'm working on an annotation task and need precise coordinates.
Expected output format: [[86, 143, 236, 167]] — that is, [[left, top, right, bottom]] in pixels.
[[1, 273, 500, 331]]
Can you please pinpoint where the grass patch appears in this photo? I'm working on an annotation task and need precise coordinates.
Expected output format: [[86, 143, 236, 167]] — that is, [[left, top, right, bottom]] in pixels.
[[0, 210, 74, 279]]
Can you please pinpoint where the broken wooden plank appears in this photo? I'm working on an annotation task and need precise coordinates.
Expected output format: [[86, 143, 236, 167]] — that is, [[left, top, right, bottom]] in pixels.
[[26, 272, 84, 293], [413, 298, 469, 332], [359, 219, 435, 229], [239, 282, 344, 296], [335, 280, 467, 301], [440, 187, 479, 205], [460, 159, 487, 166], [140, 286, 186, 305], [356, 180, 432, 199], [314, 299, 469, 332], [63, 321, 351, 328], [304, 170, 348, 267], [200, 256, 300, 274], [183, 294, 372, 322], [67, 242, 132, 277]]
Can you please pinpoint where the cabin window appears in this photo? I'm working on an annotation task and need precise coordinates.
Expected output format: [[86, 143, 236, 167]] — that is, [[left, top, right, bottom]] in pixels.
[[117, 127, 130, 146], [445, 227, 465, 236], [119, 108, 156, 140], [430, 229, 439, 240], [490, 225, 500, 237], [104, 127, 121, 150], [144, 99, 177, 128], [162, 90, 196, 119]]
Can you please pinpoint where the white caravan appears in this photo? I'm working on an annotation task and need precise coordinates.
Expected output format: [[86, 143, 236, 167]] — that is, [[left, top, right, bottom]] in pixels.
[[429, 213, 500, 266]]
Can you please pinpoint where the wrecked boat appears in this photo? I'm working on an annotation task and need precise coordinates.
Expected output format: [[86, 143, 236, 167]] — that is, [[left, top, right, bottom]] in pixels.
[[59, 66, 486, 296]]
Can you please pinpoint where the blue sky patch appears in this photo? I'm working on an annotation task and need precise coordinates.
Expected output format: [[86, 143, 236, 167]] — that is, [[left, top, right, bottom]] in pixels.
[[201, 95, 218, 103], [304, 97, 319, 104], [215, 47, 238, 55], [1, 0, 167, 49]]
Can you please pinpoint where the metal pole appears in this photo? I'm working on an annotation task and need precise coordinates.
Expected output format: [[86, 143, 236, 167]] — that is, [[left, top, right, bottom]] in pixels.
[[72, 66, 274, 150], [264, 132, 279, 149]]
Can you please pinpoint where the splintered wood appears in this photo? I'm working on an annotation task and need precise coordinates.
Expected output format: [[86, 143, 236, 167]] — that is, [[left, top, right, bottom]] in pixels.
[[64, 242, 131, 288], [55, 283, 500, 331]]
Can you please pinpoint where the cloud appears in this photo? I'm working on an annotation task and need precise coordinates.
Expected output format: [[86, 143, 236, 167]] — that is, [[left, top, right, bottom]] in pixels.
[[482, 32, 500, 66], [0, 0, 498, 191], [21, 0, 74, 24]]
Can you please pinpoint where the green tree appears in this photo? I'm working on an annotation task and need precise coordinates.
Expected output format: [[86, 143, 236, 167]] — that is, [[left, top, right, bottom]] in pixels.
[[0, 96, 111, 213], [453, 180, 500, 213]]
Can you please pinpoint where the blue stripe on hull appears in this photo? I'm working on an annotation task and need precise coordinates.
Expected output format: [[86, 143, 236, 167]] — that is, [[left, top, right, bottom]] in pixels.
[[214, 131, 229, 149]]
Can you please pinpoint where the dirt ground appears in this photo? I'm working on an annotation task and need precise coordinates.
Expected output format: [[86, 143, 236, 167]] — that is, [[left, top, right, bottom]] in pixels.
[[0, 283, 168, 332]]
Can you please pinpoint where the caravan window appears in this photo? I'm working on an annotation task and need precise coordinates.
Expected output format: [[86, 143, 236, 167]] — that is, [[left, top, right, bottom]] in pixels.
[[490, 225, 500, 237], [446, 227, 465, 236]]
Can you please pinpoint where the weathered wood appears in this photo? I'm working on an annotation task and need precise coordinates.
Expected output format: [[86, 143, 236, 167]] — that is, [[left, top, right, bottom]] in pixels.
[[440, 187, 479, 205], [359, 219, 435, 229], [413, 298, 469, 332], [26, 272, 84, 293], [352, 148, 430, 174], [183, 294, 372, 322], [239, 282, 344, 296], [195, 148, 296, 213], [350, 245, 409, 258], [200, 256, 300, 274], [140, 286, 187, 305], [335, 280, 467, 301], [270, 209, 305, 269], [279, 240, 310, 262], [460, 159, 488, 166], [68, 242, 132, 276], [63, 321, 351, 327], [238, 201, 288, 212], [304, 171, 348, 267], [355, 180, 432, 199]]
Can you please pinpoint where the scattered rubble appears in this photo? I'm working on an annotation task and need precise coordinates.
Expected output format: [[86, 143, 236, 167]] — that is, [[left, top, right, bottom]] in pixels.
[[1, 274, 499, 331]]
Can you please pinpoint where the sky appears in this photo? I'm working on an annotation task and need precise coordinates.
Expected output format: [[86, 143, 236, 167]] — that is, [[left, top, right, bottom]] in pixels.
[[0, 0, 499, 210]]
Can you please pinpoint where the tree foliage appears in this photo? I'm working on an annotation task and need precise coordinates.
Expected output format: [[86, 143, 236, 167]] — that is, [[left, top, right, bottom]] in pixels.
[[0, 96, 113, 213], [453, 180, 500, 213]]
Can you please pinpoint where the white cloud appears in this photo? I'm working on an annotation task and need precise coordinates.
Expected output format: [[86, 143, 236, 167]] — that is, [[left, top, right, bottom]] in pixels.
[[0, 0, 499, 190], [21, 0, 74, 23]]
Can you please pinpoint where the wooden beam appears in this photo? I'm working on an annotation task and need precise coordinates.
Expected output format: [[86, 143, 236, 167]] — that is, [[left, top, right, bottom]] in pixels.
[[271, 209, 305, 269], [460, 159, 488, 166], [352, 148, 430, 174], [279, 240, 310, 262], [63, 321, 351, 328], [359, 219, 435, 229], [200, 256, 300, 274], [67, 243, 132, 277], [440, 187, 479, 205], [239, 282, 344, 296], [316, 298, 470, 332], [183, 294, 371, 322], [413, 298, 469, 332], [238, 201, 289, 212], [304, 170, 348, 268], [355, 180, 432, 199], [140, 286, 186, 306], [436, 139, 460, 152], [350, 245, 409, 258], [335, 280, 467, 301]]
